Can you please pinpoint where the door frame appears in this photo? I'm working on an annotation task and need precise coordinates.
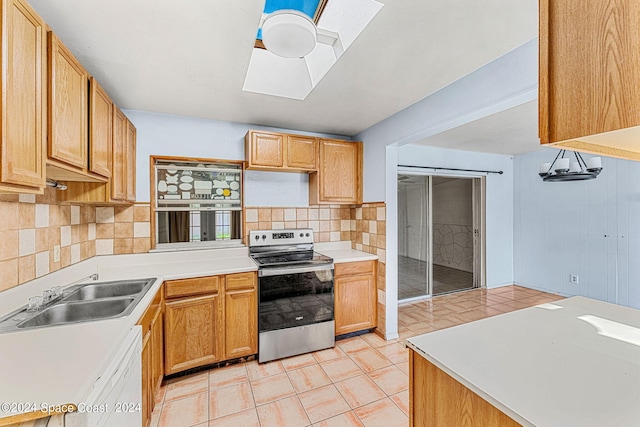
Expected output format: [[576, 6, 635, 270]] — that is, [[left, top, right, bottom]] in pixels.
[[397, 168, 487, 299]]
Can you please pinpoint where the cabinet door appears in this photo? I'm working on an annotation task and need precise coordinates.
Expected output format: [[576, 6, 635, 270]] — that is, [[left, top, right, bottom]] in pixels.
[[225, 272, 257, 359], [150, 307, 163, 402], [335, 273, 376, 335], [89, 77, 112, 178], [287, 135, 317, 170], [312, 140, 362, 204], [141, 330, 152, 427], [540, 0, 640, 145], [164, 294, 222, 374], [1, 0, 46, 190], [48, 32, 88, 169], [247, 131, 284, 168], [126, 119, 136, 201], [111, 107, 127, 200]]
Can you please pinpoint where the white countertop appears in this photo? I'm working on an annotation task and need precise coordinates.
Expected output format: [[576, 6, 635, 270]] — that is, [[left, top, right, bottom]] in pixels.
[[0, 242, 374, 420], [406, 296, 640, 427], [314, 241, 378, 263]]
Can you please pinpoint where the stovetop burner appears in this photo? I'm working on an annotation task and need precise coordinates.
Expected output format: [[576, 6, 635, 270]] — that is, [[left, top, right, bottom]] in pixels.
[[251, 250, 332, 267]]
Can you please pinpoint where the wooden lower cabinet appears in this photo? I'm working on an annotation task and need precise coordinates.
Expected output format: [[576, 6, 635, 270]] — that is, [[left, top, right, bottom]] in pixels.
[[137, 285, 163, 427], [164, 294, 223, 375], [224, 272, 257, 359], [334, 261, 377, 335], [409, 350, 520, 427], [163, 272, 257, 375], [141, 330, 152, 427]]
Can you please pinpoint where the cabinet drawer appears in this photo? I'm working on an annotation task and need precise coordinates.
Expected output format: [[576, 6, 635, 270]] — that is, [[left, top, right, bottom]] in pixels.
[[165, 276, 220, 298], [335, 261, 375, 277], [225, 271, 256, 291]]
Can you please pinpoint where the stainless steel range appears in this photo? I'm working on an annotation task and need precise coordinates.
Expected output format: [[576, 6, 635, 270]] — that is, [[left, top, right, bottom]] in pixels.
[[249, 229, 335, 363]]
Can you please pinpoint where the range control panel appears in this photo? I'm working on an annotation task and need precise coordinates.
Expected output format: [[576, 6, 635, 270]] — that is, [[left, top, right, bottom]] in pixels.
[[249, 229, 314, 247]]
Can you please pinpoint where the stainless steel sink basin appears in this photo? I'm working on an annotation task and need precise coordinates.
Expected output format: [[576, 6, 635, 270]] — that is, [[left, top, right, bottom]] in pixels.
[[62, 279, 151, 301], [0, 277, 156, 333], [17, 298, 135, 329]]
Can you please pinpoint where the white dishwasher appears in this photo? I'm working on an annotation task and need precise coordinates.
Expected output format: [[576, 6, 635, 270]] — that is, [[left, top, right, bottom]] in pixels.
[[65, 326, 142, 427]]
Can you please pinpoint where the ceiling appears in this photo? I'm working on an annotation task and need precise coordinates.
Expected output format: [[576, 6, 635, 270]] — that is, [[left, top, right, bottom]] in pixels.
[[412, 100, 542, 156], [28, 0, 538, 137]]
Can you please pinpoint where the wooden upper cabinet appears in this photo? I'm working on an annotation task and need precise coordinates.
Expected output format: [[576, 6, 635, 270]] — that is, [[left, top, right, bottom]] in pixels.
[[89, 77, 112, 178], [111, 107, 127, 201], [47, 31, 88, 170], [0, 0, 46, 192], [539, 0, 640, 160], [309, 139, 363, 205], [287, 135, 317, 170], [246, 131, 284, 169], [245, 130, 317, 172], [126, 119, 136, 202]]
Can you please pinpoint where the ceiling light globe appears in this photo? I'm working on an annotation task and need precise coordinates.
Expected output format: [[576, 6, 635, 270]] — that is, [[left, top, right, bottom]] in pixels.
[[262, 10, 317, 58]]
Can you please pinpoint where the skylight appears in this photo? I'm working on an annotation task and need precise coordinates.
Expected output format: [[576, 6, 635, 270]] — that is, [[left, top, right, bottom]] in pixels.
[[243, 0, 383, 100]]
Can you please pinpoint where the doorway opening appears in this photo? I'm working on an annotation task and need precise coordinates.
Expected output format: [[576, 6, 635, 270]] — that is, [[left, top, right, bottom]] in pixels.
[[397, 173, 485, 302]]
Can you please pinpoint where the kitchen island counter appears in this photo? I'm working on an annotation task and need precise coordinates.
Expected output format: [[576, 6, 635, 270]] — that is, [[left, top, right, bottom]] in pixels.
[[406, 296, 640, 427]]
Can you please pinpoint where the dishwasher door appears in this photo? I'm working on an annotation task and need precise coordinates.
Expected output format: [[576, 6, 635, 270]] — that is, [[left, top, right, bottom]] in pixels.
[[66, 326, 142, 427]]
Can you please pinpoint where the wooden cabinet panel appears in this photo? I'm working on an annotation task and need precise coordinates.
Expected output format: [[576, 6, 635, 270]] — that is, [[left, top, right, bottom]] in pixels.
[[335, 261, 376, 335], [141, 330, 152, 427], [225, 288, 257, 359], [245, 130, 318, 172], [111, 107, 127, 200], [164, 294, 222, 375], [310, 139, 362, 205], [47, 31, 88, 169], [165, 276, 220, 299], [539, 0, 640, 160], [409, 350, 520, 427], [89, 77, 112, 178], [287, 135, 317, 170], [246, 131, 284, 168], [126, 119, 136, 202], [150, 307, 164, 398], [225, 271, 256, 291], [0, 0, 46, 191]]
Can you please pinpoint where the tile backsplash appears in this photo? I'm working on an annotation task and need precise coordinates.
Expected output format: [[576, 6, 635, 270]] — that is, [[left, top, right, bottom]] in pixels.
[[1, 193, 387, 337], [0, 188, 151, 293]]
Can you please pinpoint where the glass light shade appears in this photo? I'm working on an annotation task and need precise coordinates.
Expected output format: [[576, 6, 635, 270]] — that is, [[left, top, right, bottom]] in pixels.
[[540, 162, 552, 174], [262, 10, 317, 58], [569, 161, 581, 172], [586, 156, 602, 169], [555, 158, 570, 171]]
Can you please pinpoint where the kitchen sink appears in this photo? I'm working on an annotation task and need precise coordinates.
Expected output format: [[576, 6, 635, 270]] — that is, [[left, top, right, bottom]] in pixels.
[[17, 298, 135, 329], [62, 279, 151, 301], [0, 277, 156, 333]]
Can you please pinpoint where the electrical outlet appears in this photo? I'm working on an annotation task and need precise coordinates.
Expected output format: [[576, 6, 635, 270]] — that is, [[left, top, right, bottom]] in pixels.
[[53, 245, 60, 263], [570, 274, 579, 285]]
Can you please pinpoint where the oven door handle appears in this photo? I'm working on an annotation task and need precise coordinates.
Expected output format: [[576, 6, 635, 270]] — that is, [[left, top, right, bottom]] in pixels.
[[258, 264, 334, 277]]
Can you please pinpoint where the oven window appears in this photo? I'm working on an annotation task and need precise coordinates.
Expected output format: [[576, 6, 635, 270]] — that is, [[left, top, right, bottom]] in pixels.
[[259, 270, 334, 332]]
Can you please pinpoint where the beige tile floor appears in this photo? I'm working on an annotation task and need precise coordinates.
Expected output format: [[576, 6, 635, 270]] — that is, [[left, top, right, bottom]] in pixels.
[[151, 285, 563, 427]]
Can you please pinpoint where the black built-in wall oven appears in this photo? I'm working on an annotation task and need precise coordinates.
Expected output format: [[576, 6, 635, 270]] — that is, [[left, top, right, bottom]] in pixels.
[[249, 229, 335, 363]]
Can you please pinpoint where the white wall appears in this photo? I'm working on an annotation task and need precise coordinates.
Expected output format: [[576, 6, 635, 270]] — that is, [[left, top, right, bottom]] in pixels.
[[123, 110, 349, 206], [356, 38, 537, 202], [514, 149, 640, 310]]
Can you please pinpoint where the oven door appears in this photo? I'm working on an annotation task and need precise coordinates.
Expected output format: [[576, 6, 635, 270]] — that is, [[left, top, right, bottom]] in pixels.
[[258, 264, 334, 332]]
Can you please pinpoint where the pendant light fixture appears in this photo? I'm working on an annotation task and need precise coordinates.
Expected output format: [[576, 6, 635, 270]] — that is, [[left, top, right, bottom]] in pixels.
[[539, 150, 602, 182], [261, 10, 317, 58]]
